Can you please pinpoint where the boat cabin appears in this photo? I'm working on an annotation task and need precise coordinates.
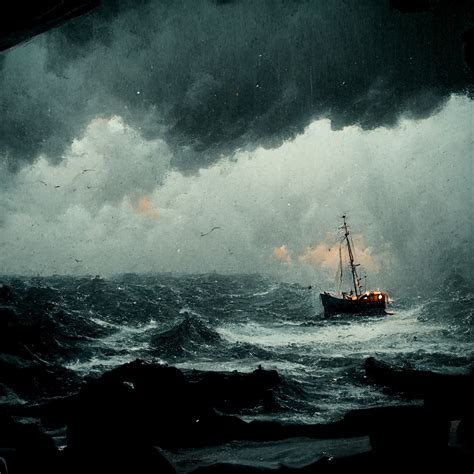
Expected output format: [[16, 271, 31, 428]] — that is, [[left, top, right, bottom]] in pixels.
[[342, 290, 386, 302]]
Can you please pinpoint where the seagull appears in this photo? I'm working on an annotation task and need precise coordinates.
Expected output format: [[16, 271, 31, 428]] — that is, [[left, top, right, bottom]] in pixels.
[[200, 226, 221, 237], [74, 258, 83, 263], [70, 169, 97, 185], [54, 185, 61, 188]]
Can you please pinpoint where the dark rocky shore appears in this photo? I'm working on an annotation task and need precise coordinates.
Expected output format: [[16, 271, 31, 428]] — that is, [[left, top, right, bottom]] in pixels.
[[0, 356, 472, 474], [1, 282, 473, 473]]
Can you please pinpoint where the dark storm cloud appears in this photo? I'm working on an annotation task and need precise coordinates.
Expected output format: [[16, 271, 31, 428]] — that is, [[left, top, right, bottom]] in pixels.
[[1, 0, 472, 171]]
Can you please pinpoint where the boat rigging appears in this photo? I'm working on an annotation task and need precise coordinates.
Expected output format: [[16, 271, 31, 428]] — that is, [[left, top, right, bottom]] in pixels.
[[320, 215, 390, 316]]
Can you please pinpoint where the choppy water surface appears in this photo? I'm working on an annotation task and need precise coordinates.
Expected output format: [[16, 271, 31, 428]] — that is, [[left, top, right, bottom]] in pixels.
[[1, 273, 472, 423]]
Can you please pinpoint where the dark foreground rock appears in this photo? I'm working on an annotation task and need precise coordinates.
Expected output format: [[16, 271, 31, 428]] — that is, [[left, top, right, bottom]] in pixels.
[[189, 446, 471, 473], [0, 354, 81, 402], [66, 359, 289, 450], [364, 356, 474, 414], [186, 366, 282, 413], [188, 405, 471, 473], [62, 360, 290, 473], [0, 303, 60, 360], [1, 357, 472, 473], [364, 356, 474, 452], [60, 445, 176, 474], [0, 411, 60, 474]]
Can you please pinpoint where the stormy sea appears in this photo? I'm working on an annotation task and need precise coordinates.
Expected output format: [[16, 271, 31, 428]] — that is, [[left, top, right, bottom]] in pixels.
[[1, 272, 472, 472]]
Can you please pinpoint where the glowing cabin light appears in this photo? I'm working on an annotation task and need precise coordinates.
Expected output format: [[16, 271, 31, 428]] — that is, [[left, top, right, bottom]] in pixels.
[[378, 294, 383, 300]]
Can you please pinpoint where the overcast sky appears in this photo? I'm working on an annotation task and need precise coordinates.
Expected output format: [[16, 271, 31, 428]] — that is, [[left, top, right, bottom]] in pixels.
[[0, 0, 472, 292]]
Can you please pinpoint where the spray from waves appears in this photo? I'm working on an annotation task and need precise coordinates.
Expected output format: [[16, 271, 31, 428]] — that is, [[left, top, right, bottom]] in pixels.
[[1, 272, 472, 423], [217, 302, 472, 372], [65, 318, 160, 373]]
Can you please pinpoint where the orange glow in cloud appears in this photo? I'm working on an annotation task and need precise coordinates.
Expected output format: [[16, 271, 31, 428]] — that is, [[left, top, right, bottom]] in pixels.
[[297, 234, 384, 273], [298, 241, 339, 270], [272, 245, 292, 265], [130, 195, 160, 219]]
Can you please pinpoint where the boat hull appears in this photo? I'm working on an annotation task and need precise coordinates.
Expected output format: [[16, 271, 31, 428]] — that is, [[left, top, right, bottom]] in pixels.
[[320, 292, 387, 316]]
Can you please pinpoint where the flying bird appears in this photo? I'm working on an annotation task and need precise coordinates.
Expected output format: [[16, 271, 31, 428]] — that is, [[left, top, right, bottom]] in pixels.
[[70, 169, 97, 185], [74, 258, 83, 263], [200, 226, 221, 237]]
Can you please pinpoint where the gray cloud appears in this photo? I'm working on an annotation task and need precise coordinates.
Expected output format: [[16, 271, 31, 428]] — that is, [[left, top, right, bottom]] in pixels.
[[0, 96, 471, 293], [1, 0, 472, 172]]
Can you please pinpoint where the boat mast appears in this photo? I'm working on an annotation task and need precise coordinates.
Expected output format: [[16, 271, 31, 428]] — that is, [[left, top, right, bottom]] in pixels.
[[341, 215, 360, 297]]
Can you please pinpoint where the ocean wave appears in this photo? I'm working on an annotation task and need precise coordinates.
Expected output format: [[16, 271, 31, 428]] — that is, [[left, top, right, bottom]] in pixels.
[[1, 273, 472, 424], [150, 314, 223, 358]]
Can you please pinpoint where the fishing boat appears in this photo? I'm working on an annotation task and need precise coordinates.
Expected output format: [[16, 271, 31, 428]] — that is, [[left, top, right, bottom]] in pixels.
[[320, 215, 389, 316]]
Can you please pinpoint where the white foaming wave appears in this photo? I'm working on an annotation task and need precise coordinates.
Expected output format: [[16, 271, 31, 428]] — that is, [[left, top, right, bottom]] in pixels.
[[251, 284, 280, 297], [66, 354, 167, 374], [90, 317, 158, 333], [90, 317, 121, 329], [119, 318, 159, 333], [216, 304, 461, 359], [179, 307, 204, 318], [97, 319, 159, 349], [174, 358, 306, 375], [78, 319, 159, 364]]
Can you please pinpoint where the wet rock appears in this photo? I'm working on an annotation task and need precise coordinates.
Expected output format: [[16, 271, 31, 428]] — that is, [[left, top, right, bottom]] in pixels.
[[66, 359, 208, 453], [0, 411, 59, 474], [61, 444, 176, 474], [0, 456, 7, 474], [343, 405, 449, 451], [64, 357, 472, 474], [187, 366, 282, 413], [364, 357, 474, 416], [66, 359, 378, 450], [64, 360, 184, 471], [67, 359, 289, 449], [12, 395, 77, 430], [0, 354, 81, 401], [308, 447, 471, 474], [190, 446, 471, 474], [191, 463, 276, 473], [360, 357, 473, 471], [457, 412, 474, 455], [0, 285, 13, 303], [0, 304, 61, 360]]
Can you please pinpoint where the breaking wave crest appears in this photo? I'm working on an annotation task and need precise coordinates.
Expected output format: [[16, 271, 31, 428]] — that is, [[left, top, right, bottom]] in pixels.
[[1, 272, 472, 422]]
